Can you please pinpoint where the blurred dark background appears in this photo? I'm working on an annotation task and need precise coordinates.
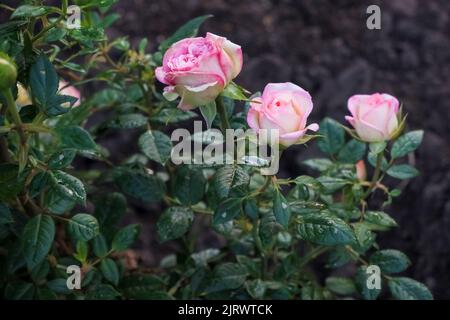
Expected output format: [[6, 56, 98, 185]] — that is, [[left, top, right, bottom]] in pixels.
[[3, 0, 450, 298], [108, 0, 450, 298]]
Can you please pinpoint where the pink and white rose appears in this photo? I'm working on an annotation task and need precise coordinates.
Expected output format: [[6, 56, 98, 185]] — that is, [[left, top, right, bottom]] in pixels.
[[345, 93, 400, 142], [155, 32, 243, 110], [247, 82, 319, 147]]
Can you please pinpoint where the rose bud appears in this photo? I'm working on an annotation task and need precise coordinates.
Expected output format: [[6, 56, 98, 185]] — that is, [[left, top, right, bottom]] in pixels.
[[0, 52, 17, 91], [355, 160, 367, 182], [58, 80, 81, 107], [16, 82, 32, 106], [247, 82, 319, 147], [155, 32, 243, 110], [345, 93, 400, 142]]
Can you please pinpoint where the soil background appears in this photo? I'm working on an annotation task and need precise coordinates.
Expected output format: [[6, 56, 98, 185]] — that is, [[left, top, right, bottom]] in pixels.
[[112, 0, 450, 300], [2, 0, 450, 299]]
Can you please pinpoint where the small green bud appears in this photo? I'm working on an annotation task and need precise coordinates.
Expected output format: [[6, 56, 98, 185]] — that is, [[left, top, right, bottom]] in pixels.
[[0, 52, 17, 91]]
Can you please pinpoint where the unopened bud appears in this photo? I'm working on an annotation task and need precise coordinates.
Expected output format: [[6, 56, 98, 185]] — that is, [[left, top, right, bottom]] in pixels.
[[0, 52, 17, 91]]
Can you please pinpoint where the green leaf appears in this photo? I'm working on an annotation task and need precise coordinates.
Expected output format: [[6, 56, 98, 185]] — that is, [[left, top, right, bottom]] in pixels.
[[120, 275, 167, 299], [151, 108, 197, 125], [74, 240, 88, 263], [92, 235, 108, 258], [86, 284, 121, 300], [213, 198, 242, 225], [325, 277, 356, 295], [370, 249, 411, 274], [206, 263, 248, 293], [114, 168, 166, 203], [213, 165, 249, 199], [191, 249, 221, 267], [159, 15, 213, 52], [94, 192, 127, 229], [68, 214, 100, 241], [11, 5, 52, 19], [364, 211, 398, 230], [48, 149, 77, 169], [367, 152, 389, 170], [29, 171, 52, 198], [244, 198, 258, 221], [317, 118, 345, 154], [100, 258, 120, 286], [138, 130, 172, 165], [386, 164, 419, 180], [369, 141, 387, 154], [43, 183, 76, 214], [301, 283, 325, 300], [199, 101, 217, 129], [326, 247, 352, 268], [273, 191, 291, 228], [157, 207, 194, 242], [4, 281, 35, 300], [173, 166, 206, 205], [30, 55, 77, 116], [259, 211, 281, 249], [391, 130, 424, 159], [0, 164, 26, 201], [302, 158, 333, 172], [56, 125, 97, 151], [111, 224, 140, 252], [47, 278, 73, 294], [0, 203, 13, 225], [337, 140, 366, 163], [297, 213, 355, 246], [22, 215, 55, 269], [316, 176, 349, 194], [353, 222, 375, 252], [388, 277, 433, 300], [221, 82, 248, 101], [355, 266, 381, 300], [108, 113, 147, 129], [52, 170, 86, 204], [36, 286, 57, 300], [245, 280, 267, 299]]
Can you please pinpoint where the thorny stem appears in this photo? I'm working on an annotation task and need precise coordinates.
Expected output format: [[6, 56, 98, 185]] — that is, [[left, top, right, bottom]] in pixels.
[[362, 152, 383, 200], [2, 88, 26, 146], [252, 218, 267, 279], [298, 246, 330, 268]]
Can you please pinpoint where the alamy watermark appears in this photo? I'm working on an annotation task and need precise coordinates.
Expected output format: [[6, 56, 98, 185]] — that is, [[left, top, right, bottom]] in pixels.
[[366, 5, 381, 30], [366, 265, 382, 290], [66, 5, 81, 29], [66, 265, 81, 290]]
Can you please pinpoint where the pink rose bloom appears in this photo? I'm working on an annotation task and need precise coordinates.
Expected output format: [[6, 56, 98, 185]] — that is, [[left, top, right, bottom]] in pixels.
[[345, 93, 400, 142], [247, 82, 319, 147], [58, 80, 81, 107], [155, 32, 243, 110]]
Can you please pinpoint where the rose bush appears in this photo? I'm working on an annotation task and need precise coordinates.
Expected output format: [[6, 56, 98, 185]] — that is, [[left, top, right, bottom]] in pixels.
[[0, 1, 432, 301]]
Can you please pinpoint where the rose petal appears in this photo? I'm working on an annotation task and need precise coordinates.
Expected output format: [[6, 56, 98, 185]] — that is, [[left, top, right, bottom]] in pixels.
[[247, 108, 260, 131], [354, 118, 386, 142], [345, 115, 356, 127], [162, 86, 179, 101], [155, 66, 170, 85], [176, 81, 222, 110]]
